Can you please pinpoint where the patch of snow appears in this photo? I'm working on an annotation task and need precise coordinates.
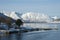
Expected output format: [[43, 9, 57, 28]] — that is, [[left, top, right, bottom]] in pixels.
[[10, 11, 20, 20], [52, 16, 59, 19]]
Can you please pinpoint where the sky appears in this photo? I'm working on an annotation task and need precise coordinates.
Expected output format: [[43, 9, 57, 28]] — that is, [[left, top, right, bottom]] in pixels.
[[0, 0, 60, 17]]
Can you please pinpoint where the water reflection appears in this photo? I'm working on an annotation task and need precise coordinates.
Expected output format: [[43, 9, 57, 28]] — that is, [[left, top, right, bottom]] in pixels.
[[0, 32, 50, 40], [0, 33, 22, 40]]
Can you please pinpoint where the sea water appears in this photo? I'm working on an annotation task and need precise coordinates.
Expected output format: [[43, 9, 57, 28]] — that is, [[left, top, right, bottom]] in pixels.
[[0, 23, 60, 40]]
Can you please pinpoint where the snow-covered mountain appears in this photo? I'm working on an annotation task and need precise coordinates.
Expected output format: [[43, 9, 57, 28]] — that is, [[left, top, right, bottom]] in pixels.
[[21, 12, 52, 22], [0, 11, 53, 22], [0, 12, 16, 23], [52, 16, 59, 20], [10, 11, 22, 20], [2, 11, 22, 20], [0, 12, 9, 19]]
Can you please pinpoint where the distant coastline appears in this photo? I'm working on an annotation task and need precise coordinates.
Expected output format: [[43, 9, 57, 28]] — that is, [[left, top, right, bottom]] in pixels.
[[23, 21, 60, 23]]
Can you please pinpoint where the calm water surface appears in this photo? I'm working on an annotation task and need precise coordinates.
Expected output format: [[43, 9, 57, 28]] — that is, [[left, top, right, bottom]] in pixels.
[[0, 23, 60, 40]]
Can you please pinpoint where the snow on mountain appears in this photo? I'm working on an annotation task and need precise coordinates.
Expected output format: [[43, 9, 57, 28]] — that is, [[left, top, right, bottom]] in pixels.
[[21, 12, 52, 22], [0, 11, 53, 22], [0, 12, 9, 19], [52, 16, 59, 19], [10, 11, 21, 20], [2, 11, 22, 20]]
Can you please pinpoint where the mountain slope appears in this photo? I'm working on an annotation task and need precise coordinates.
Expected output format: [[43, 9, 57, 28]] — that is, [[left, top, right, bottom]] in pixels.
[[21, 12, 52, 22], [3, 11, 22, 20], [0, 12, 15, 23]]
